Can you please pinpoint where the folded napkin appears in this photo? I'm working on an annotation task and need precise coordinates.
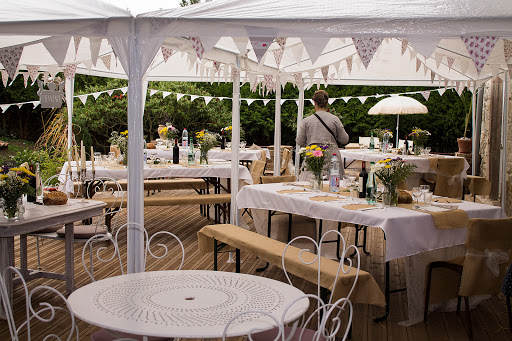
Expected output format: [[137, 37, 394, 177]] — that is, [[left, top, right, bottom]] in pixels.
[[434, 198, 462, 204], [277, 189, 308, 194], [249, 144, 262, 150], [343, 204, 376, 211]]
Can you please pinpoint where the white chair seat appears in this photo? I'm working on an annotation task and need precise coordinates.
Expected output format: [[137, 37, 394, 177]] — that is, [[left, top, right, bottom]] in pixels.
[[56, 223, 107, 239]]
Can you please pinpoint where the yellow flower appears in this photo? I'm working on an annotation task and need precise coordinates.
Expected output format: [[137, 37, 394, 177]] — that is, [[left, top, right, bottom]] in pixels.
[[315, 147, 321, 151], [305, 146, 310, 150], [385, 165, 391, 168], [384, 158, 392, 163], [0, 175, 8, 180], [21, 178, 29, 184], [19, 167, 35, 177], [120, 130, 128, 136], [10, 167, 20, 171], [377, 160, 384, 163], [310, 145, 317, 149], [306, 152, 313, 156]]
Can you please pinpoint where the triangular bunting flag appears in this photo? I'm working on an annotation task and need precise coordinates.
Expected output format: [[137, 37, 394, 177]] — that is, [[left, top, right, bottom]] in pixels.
[[276, 37, 287, 50], [329, 73, 335, 83], [47, 65, 59, 77], [73, 37, 82, 57], [149, 89, 158, 97], [232, 37, 249, 55], [190, 37, 205, 60], [42, 37, 70, 66], [190, 95, 199, 102], [32, 101, 40, 108], [162, 91, 171, 98], [0, 104, 11, 112], [161, 47, 173, 62], [321, 66, 329, 82], [204, 96, 213, 105], [434, 53, 443, 69], [346, 55, 353, 74], [22, 72, 29, 88], [307, 69, 315, 82], [301, 38, 329, 65], [213, 62, 221, 73], [430, 70, 436, 83], [328, 98, 336, 105], [64, 63, 77, 79], [27, 65, 39, 82], [409, 49, 417, 62], [358, 96, 368, 104], [16, 103, 23, 109], [78, 95, 88, 105], [92, 92, 102, 100], [89, 38, 102, 66], [447, 57, 455, 70], [352, 37, 383, 68], [461, 37, 498, 74], [107, 90, 114, 96], [0, 46, 23, 79], [423, 64, 428, 76], [421, 91, 431, 101], [504, 40, 512, 62], [491, 64, 500, 79], [416, 58, 421, 72], [280, 99, 287, 105], [408, 38, 440, 59], [198, 36, 220, 54], [209, 68, 215, 84], [457, 84, 464, 97], [438, 88, 446, 96], [83, 60, 93, 72], [249, 37, 274, 63], [120, 87, 128, 94], [263, 99, 271, 106], [292, 44, 304, 67], [100, 55, 111, 70], [460, 60, 469, 75], [401, 39, 408, 55], [176, 93, 185, 101], [272, 49, 283, 67], [342, 97, 351, 103]]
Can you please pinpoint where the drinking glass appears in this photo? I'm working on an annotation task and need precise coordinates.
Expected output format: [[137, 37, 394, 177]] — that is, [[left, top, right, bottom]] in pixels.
[[382, 193, 392, 207], [425, 147, 431, 155], [93, 152, 101, 164], [420, 185, 430, 203], [347, 180, 357, 201], [423, 192, 433, 207], [240, 141, 246, 149], [358, 142, 364, 150], [411, 186, 422, 208], [108, 152, 116, 166], [226, 142, 232, 150]]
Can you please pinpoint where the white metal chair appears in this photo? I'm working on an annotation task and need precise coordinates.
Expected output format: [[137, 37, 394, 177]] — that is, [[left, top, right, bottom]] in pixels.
[[223, 230, 358, 341], [28, 177, 125, 270], [0, 266, 78, 341], [359, 136, 380, 148], [82, 222, 184, 341], [398, 139, 414, 151]]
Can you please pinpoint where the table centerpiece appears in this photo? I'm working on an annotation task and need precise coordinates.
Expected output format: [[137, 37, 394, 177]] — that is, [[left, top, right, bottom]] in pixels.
[[301, 144, 329, 192], [196, 130, 219, 164], [408, 128, 430, 156], [0, 166, 35, 220], [108, 130, 128, 165], [161, 125, 179, 144], [371, 157, 416, 205]]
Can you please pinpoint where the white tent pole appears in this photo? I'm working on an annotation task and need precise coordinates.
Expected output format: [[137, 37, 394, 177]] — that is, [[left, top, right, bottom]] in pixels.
[[230, 57, 241, 226], [396, 114, 400, 146], [65, 77, 74, 149], [295, 83, 305, 176], [471, 84, 477, 176], [274, 75, 282, 175], [500, 73, 509, 211], [126, 35, 145, 274]]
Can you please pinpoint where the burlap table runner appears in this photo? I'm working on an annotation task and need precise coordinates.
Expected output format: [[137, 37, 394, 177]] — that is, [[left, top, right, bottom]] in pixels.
[[343, 204, 375, 210], [309, 196, 346, 202], [398, 203, 469, 229], [197, 224, 385, 306], [433, 198, 462, 204], [277, 189, 309, 194], [105, 166, 125, 169]]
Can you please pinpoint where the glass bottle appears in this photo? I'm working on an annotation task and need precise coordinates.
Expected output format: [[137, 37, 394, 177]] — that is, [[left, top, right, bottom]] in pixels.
[[188, 137, 195, 165], [35, 163, 43, 203]]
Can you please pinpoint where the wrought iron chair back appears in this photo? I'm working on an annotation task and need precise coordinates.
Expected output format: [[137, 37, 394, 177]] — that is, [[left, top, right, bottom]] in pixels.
[[0, 266, 78, 341]]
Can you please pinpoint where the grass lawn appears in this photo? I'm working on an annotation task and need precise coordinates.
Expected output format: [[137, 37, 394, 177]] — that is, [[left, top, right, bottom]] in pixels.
[[0, 138, 35, 165]]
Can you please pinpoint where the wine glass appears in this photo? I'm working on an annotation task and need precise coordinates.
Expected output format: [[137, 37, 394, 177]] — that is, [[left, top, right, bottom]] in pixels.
[[347, 175, 357, 201], [411, 187, 422, 208]]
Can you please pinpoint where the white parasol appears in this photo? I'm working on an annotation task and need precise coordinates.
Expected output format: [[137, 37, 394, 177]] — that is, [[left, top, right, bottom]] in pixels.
[[368, 95, 428, 145]]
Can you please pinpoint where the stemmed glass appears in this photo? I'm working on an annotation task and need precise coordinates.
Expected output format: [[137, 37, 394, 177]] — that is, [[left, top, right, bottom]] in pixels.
[[411, 186, 422, 208], [347, 175, 358, 201]]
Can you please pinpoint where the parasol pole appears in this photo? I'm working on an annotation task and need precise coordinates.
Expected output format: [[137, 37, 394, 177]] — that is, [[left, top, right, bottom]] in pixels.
[[396, 114, 400, 146]]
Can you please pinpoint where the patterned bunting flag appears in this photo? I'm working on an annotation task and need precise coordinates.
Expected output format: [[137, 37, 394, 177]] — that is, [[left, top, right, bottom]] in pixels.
[[461, 37, 498, 74], [263, 75, 275, 94], [329, 73, 335, 83], [416, 58, 421, 72], [64, 63, 77, 79], [275, 37, 287, 50], [352, 37, 383, 68], [161, 47, 173, 62], [293, 73, 303, 89], [230, 67, 240, 81], [447, 57, 455, 70], [100, 55, 111, 70], [1, 70, 8, 87], [430, 70, 436, 83], [27, 65, 39, 82], [346, 55, 353, 74], [22, 72, 29, 88], [321, 66, 329, 82], [401, 39, 408, 56], [73, 37, 82, 57], [421, 91, 431, 101], [272, 49, 283, 67], [456, 83, 464, 96], [190, 37, 205, 60], [249, 37, 274, 63], [0, 46, 23, 80], [509, 64, 512, 78], [504, 40, 512, 62]]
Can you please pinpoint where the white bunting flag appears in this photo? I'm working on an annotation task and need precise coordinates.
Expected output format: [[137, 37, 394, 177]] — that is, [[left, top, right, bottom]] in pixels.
[[461, 36, 498, 74], [32, 101, 40, 108], [22, 72, 29, 88], [78, 95, 88, 105], [491, 64, 500, 79], [292, 44, 304, 67], [64, 63, 77, 79], [73, 37, 82, 57], [358, 96, 368, 104], [249, 37, 274, 63], [401, 39, 408, 55], [43, 37, 70, 66], [190, 95, 198, 102], [430, 70, 436, 83], [92, 92, 102, 100], [352, 37, 383, 68], [162, 91, 171, 98], [408, 38, 440, 59], [280, 99, 287, 105], [204, 96, 213, 105], [190, 37, 205, 60], [434, 53, 443, 69], [301, 38, 329, 65], [346, 55, 353, 74], [263, 99, 271, 106], [328, 98, 336, 105], [100, 55, 111, 70], [272, 49, 284, 67], [307, 69, 315, 82], [107, 90, 114, 96], [120, 87, 127, 94], [47, 65, 59, 77], [457, 84, 464, 96], [421, 91, 431, 101], [0, 46, 23, 80], [438, 88, 446, 96], [27, 65, 39, 82], [176, 93, 185, 101], [460, 60, 469, 75], [89, 38, 102, 66], [0, 104, 11, 112], [342, 97, 351, 103], [447, 57, 455, 70], [149, 89, 158, 97]]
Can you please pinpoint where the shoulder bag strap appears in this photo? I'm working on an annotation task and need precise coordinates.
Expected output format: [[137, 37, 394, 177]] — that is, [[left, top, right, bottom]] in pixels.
[[314, 113, 341, 145]]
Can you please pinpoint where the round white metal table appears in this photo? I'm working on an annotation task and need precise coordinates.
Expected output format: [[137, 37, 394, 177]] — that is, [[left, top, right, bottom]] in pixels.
[[68, 270, 309, 339]]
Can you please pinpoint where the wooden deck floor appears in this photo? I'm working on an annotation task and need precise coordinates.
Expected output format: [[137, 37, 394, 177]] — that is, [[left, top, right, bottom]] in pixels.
[[0, 189, 511, 341]]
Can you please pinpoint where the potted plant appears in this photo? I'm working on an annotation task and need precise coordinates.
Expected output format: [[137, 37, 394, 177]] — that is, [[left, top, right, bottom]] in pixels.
[[457, 96, 472, 154]]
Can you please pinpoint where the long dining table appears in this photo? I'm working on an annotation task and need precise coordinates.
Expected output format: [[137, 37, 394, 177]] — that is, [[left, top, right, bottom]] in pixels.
[[236, 182, 504, 325], [146, 147, 270, 161]]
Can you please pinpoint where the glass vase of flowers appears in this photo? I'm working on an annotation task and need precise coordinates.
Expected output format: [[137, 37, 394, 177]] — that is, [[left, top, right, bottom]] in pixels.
[[162, 125, 178, 142], [220, 126, 232, 141], [0, 167, 35, 220], [301, 144, 328, 192], [408, 128, 430, 156], [371, 157, 416, 206], [108, 130, 128, 165], [196, 130, 219, 165]]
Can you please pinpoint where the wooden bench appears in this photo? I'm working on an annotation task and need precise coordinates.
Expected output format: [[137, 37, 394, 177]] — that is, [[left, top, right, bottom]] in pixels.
[[197, 224, 385, 307], [75, 178, 208, 194]]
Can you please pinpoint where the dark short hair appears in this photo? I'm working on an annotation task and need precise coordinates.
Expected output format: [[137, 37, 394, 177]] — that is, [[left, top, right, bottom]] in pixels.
[[312, 90, 329, 108]]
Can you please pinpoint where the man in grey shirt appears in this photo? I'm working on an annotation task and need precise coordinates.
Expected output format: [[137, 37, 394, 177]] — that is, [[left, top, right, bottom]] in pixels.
[[296, 90, 349, 176]]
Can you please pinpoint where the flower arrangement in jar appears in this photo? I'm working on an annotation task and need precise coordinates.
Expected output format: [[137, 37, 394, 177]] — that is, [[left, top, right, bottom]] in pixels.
[[301, 144, 329, 191], [371, 157, 416, 205], [195, 130, 219, 164], [0, 166, 35, 219]]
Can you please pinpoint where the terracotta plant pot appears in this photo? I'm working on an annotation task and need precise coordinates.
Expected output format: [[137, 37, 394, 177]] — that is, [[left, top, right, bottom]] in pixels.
[[457, 138, 472, 154]]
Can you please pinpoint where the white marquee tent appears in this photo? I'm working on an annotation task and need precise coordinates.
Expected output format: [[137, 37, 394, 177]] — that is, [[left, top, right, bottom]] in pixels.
[[1, 0, 512, 272]]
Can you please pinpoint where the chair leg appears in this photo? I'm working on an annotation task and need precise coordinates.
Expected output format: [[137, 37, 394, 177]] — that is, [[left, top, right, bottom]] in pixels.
[[456, 296, 462, 314], [507, 295, 511, 330], [424, 263, 433, 321], [36, 237, 42, 269], [464, 296, 473, 340]]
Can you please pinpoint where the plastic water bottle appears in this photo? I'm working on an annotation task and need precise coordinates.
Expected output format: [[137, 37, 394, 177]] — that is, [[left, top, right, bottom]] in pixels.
[[329, 154, 340, 192], [182, 128, 188, 147]]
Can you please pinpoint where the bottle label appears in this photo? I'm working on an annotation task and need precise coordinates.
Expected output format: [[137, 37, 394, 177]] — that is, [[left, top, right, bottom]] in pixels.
[[329, 175, 339, 192]]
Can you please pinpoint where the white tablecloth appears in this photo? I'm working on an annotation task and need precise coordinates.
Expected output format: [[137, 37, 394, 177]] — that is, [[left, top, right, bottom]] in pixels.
[[237, 183, 503, 261], [145, 147, 270, 161], [60, 161, 252, 184], [338, 149, 470, 176]]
